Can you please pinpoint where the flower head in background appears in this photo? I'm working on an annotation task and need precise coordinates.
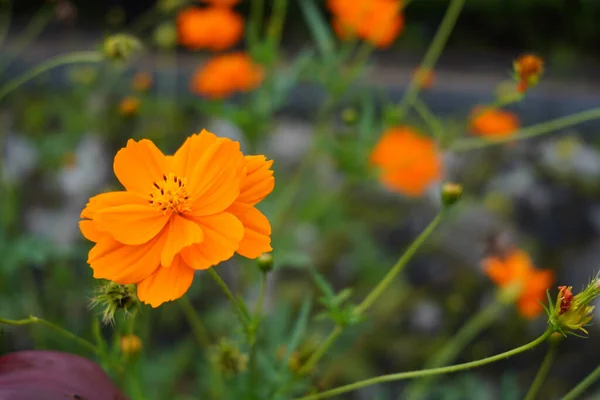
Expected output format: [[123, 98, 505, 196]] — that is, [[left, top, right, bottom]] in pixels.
[[132, 72, 153, 93], [191, 53, 264, 99], [514, 54, 543, 93], [370, 127, 442, 197], [470, 107, 520, 138], [328, 0, 404, 48], [412, 67, 435, 89], [484, 249, 554, 319], [120, 334, 142, 355], [119, 96, 140, 117], [177, 7, 243, 51], [80, 130, 274, 307]]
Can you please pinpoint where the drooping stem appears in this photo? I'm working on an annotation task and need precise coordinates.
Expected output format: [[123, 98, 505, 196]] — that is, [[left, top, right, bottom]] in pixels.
[[396, 0, 466, 118], [297, 212, 445, 376], [294, 330, 553, 400], [208, 268, 251, 333], [404, 298, 506, 400], [0, 50, 103, 103], [561, 363, 600, 400], [178, 296, 211, 347], [523, 340, 559, 400], [451, 107, 600, 151]]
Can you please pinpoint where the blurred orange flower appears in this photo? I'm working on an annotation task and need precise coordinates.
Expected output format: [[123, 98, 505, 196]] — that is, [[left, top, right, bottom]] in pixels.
[[177, 7, 243, 51], [79, 131, 274, 307], [191, 52, 264, 99], [413, 67, 435, 89], [514, 54, 543, 93], [132, 72, 153, 93], [328, 0, 404, 48], [484, 249, 554, 319], [470, 107, 520, 138], [119, 96, 140, 116], [199, 0, 240, 6], [370, 127, 442, 196]]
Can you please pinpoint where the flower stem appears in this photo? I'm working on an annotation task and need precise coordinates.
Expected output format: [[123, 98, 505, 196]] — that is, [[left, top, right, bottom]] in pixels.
[[208, 268, 251, 333], [414, 98, 445, 141], [396, 0, 466, 119], [0, 0, 13, 48], [451, 106, 600, 152], [266, 0, 288, 50], [294, 330, 552, 400], [561, 363, 600, 400], [253, 273, 268, 319], [297, 212, 445, 376], [0, 50, 103, 103], [523, 341, 558, 400], [178, 296, 211, 347], [0, 316, 98, 354], [247, 0, 265, 49], [404, 298, 506, 400]]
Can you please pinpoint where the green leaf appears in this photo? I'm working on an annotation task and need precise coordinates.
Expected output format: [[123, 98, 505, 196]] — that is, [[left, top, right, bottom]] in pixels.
[[281, 297, 313, 365], [298, 0, 335, 58], [309, 268, 335, 299]]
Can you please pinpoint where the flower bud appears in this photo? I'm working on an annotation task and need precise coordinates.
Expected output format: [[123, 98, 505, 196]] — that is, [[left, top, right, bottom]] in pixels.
[[548, 277, 600, 337], [513, 54, 543, 93], [89, 281, 138, 325], [441, 182, 463, 208], [120, 334, 142, 355], [153, 22, 177, 50], [103, 34, 143, 62], [257, 253, 273, 273], [209, 339, 248, 378], [341, 108, 358, 125]]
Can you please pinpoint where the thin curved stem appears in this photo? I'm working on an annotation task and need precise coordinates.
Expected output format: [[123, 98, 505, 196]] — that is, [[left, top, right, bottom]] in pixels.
[[451, 107, 600, 152], [405, 298, 506, 400], [297, 212, 445, 376], [524, 341, 558, 400], [396, 0, 466, 118], [178, 296, 211, 347], [0, 316, 98, 354], [561, 363, 600, 400], [208, 268, 251, 332], [294, 330, 552, 400], [0, 50, 103, 103]]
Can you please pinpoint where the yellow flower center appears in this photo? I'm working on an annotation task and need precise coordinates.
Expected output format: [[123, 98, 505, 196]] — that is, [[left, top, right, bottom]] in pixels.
[[149, 173, 190, 214]]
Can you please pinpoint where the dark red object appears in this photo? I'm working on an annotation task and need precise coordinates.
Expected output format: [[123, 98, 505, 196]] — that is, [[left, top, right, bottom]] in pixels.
[[0, 350, 127, 400]]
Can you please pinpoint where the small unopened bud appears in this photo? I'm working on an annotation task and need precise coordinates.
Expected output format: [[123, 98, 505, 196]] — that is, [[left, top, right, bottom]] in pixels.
[[89, 281, 138, 325], [513, 54, 543, 93], [120, 334, 142, 355], [103, 34, 142, 61], [209, 339, 248, 378], [341, 108, 358, 125], [441, 182, 463, 208], [153, 22, 177, 50], [257, 253, 273, 273]]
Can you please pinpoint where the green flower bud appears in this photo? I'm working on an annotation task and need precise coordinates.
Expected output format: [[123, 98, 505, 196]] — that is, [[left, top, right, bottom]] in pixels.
[[89, 281, 138, 325], [209, 339, 248, 378], [103, 34, 143, 61], [153, 22, 177, 50], [257, 253, 274, 273], [441, 182, 463, 208]]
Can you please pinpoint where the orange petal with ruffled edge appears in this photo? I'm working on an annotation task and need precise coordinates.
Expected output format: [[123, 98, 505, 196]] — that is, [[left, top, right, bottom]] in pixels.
[[237, 155, 274, 206], [170, 130, 218, 178], [88, 229, 167, 284], [113, 139, 168, 197], [180, 212, 244, 270], [79, 220, 105, 243], [137, 255, 195, 307], [81, 191, 145, 219], [94, 205, 170, 245], [187, 138, 246, 215], [161, 214, 204, 267], [227, 202, 271, 258]]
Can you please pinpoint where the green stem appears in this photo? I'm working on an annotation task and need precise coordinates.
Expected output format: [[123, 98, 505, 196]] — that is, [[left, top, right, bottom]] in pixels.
[[523, 341, 558, 400], [0, 50, 103, 103], [0, 0, 12, 48], [247, 0, 265, 49], [266, 0, 288, 51], [253, 273, 268, 318], [295, 330, 553, 400], [413, 97, 445, 141], [297, 212, 445, 376], [396, 0, 465, 119], [207, 268, 251, 332], [561, 363, 600, 400], [178, 296, 211, 347], [451, 107, 600, 152], [0, 316, 98, 354], [404, 299, 506, 400]]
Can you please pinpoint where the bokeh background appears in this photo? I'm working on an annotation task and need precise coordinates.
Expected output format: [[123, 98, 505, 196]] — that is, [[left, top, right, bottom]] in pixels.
[[2, 1, 600, 399]]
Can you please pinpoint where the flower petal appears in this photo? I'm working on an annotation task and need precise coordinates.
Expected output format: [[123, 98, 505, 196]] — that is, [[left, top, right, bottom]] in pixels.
[[227, 202, 272, 258], [161, 214, 204, 267], [136, 255, 195, 307], [237, 155, 274, 206], [94, 205, 170, 245], [113, 139, 168, 196], [81, 191, 145, 219], [187, 138, 246, 216], [79, 220, 105, 243], [170, 130, 218, 178], [88, 231, 167, 284], [180, 212, 243, 270]]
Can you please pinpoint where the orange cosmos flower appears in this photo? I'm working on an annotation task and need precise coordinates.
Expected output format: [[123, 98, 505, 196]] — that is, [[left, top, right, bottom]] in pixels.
[[177, 7, 243, 51], [79, 130, 274, 307], [470, 107, 520, 138], [514, 54, 543, 93], [370, 127, 442, 196], [484, 249, 554, 319], [191, 52, 264, 99], [199, 0, 240, 6], [119, 96, 140, 117], [328, 0, 404, 48]]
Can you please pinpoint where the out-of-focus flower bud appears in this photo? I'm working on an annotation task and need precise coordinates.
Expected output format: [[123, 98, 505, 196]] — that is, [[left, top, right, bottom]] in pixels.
[[103, 34, 143, 61]]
